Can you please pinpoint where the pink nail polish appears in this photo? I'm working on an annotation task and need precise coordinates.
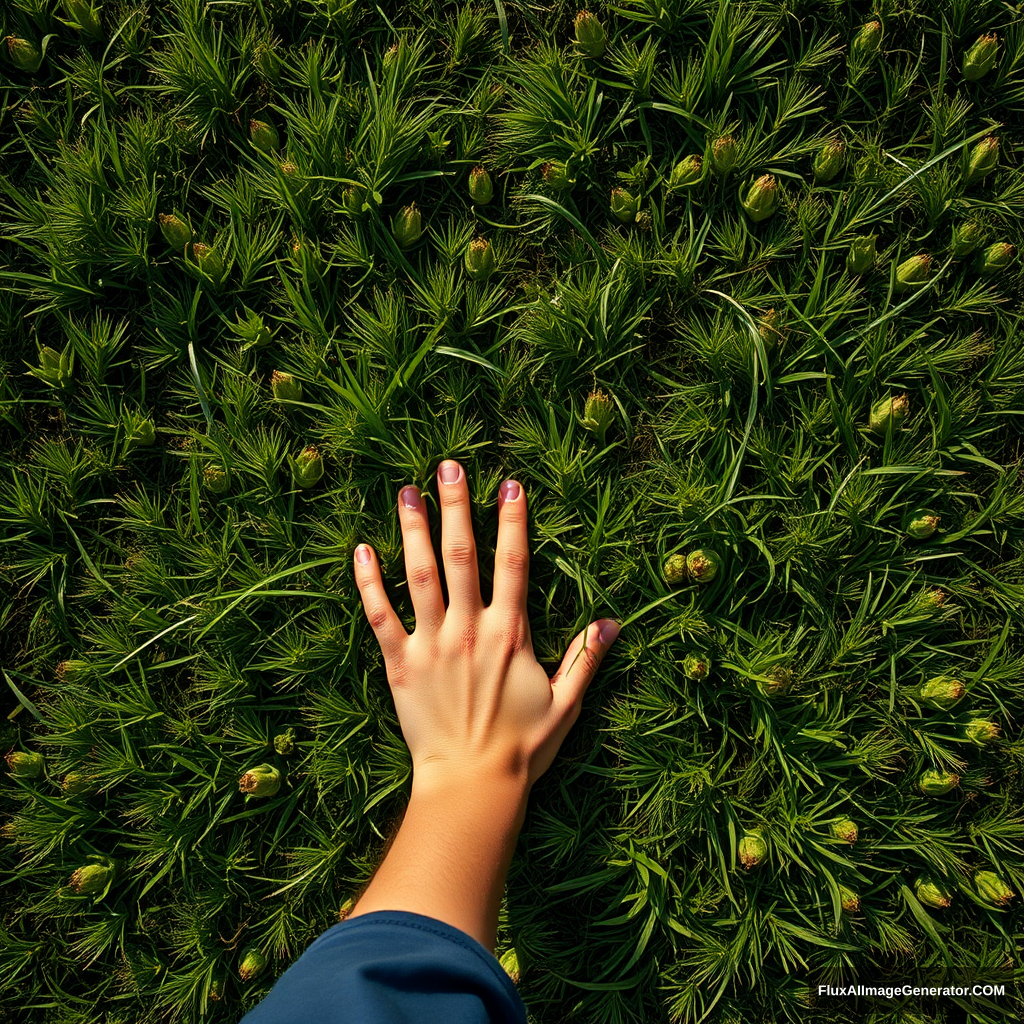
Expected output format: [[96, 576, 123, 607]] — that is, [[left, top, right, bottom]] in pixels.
[[439, 461, 460, 484], [401, 486, 420, 509], [499, 480, 520, 502]]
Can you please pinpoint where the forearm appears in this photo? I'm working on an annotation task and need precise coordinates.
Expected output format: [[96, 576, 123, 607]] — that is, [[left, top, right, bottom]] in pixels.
[[345, 768, 531, 954]]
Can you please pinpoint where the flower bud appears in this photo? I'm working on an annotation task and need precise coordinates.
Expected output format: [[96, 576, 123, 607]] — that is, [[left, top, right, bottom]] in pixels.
[[464, 237, 495, 281], [668, 155, 702, 190], [541, 160, 574, 191], [574, 11, 607, 58], [338, 896, 355, 920], [975, 870, 1015, 907], [610, 188, 638, 224], [738, 830, 768, 870], [273, 728, 296, 756], [254, 40, 282, 82], [382, 43, 398, 69], [468, 165, 493, 205], [846, 235, 876, 275], [392, 203, 423, 248], [686, 549, 721, 583], [250, 118, 280, 154], [918, 768, 960, 796], [869, 394, 909, 434], [239, 947, 268, 982], [342, 184, 367, 217], [69, 860, 116, 896], [951, 220, 984, 257], [741, 174, 778, 222], [208, 977, 224, 1002], [757, 308, 785, 350], [851, 20, 882, 60], [830, 818, 858, 844], [894, 253, 931, 292], [5, 36, 43, 74], [904, 509, 939, 540], [271, 370, 303, 403], [191, 243, 226, 286], [239, 763, 282, 798], [662, 553, 688, 585], [133, 419, 156, 447], [683, 652, 711, 681], [203, 465, 230, 495], [965, 137, 998, 186], [291, 446, 324, 489], [759, 664, 793, 697], [158, 213, 192, 250], [976, 241, 1015, 276], [40, 346, 63, 373], [710, 135, 737, 175], [56, 659, 90, 683], [963, 33, 998, 81], [64, 0, 103, 40], [579, 388, 616, 444], [6, 751, 44, 779], [812, 140, 846, 184], [965, 719, 1000, 746], [916, 877, 952, 909], [62, 772, 94, 796], [499, 947, 520, 985], [839, 885, 860, 913], [916, 674, 965, 710]]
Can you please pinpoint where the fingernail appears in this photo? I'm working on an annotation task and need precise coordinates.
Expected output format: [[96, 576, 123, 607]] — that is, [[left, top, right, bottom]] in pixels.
[[400, 486, 420, 509], [599, 620, 620, 645], [355, 545, 370, 564], [439, 461, 460, 484], [499, 479, 520, 502]]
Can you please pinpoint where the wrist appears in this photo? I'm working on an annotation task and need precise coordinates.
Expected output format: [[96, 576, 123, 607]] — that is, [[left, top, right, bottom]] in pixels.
[[411, 759, 531, 816]]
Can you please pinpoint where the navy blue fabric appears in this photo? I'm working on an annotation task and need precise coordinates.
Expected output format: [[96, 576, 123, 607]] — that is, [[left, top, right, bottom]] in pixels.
[[238, 910, 528, 1024]]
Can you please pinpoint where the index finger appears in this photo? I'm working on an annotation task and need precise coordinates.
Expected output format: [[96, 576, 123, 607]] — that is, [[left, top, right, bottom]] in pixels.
[[489, 479, 528, 616]]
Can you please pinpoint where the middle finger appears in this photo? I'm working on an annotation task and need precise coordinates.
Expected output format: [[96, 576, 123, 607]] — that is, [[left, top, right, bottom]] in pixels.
[[436, 459, 483, 618]]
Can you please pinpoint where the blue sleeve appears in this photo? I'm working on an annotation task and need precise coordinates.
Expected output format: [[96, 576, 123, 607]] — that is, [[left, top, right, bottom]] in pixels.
[[238, 910, 528, 1024]]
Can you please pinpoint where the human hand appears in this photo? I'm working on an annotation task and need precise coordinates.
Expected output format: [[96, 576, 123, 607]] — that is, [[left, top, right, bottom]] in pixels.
[[353, 459, 620, 791]]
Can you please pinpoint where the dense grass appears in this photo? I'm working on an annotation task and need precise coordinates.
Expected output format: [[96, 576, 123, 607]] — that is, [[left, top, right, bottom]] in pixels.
[[2, 0, 1024, 1021]]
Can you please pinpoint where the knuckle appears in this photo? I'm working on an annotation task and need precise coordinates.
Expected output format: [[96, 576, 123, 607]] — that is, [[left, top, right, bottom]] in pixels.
[[408, 562, 438, 591], [367, 604, 392, 632], [443, 542, 476, 568], [500, 547, 529, 580]]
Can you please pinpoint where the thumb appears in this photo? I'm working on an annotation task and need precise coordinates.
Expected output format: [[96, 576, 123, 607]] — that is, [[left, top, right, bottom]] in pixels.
[[550, 619, 620, 718]]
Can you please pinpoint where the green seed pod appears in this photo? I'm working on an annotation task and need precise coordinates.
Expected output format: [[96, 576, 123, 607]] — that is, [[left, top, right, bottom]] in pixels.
[[5, 36, 43, 73], [250, 119, 280, 154], [846, 235, 876, 275], [191, 243, 226, 286], [40, 346, 63, 373], [574, 11, 607, 58], [579, 388, 616, 444], [254, 40, 282, 83], [710, 135, 737, 175], [965, 137, 998, 186], [69, 857, 116, 897], [759, 664, 793, 697], [133, 419, 156, 447], [916, 674, 965, 710], [239, 947, 268, 982], [916, 876, 952, 909], [464, 237, 496, 281], [291, 446, 324, 490], [851, 20, 883, 60], [468, 165, 493, 205], [830, 818, 858, 844], [392, 203, 423, 248], [839, 885, 860, 913], [610, 188, 639, 224], [62, 772, 94, 797], [869, 394, 910, 434], [965, 719, 1000, 746], [662, 553, 688, 585], [382, 43, 398, 69], [203, 465, 230, 495], [64, 0, 103, 40], [668, 155, 702, 190], [273, 728, 296, 756], [158, 213, 192, 250], [239, 763, 282, 798], [5, 751, 44, 779], [541, 160, 574, 191], [918, 768, 960, 796], [951, 220, 984, 257], [975, 870, 1015, 907], [904, 509, 939, 540], [271, 370, 303, 403], [342, 184, 367, 217], [499, 947, 520, 985], [741, 174, 778, 222], [738, 830, 768, 870], [683, 652, 711, 681], [963, 33, 998, 81], [894, 253, 931, 292], [812, 140, 846, 184], [976, 241, 1016, 276], [685, 548, 721, 583]]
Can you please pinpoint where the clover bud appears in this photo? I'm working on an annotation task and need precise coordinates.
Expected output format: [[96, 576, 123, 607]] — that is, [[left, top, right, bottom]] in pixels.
[[965, 137, 998, 186], [839, 885, 860, 913], [5, 37, 43, 73], [610, 188, 639, 224], [741, 174, 778, 222], [662, 553, 688, 585], [239, 763, 282, 798], [250, 118, 280, 154], [869, 394, 909, 434], [830, 818, 858, 844], [976, 242, 1015, 276], [711, 135, 737, 175], [342, 183, 367, 217], [916, 877, 952, 909], [464, 237, 496, 281], [239, 947, 268, 982], [812, 140, 846, 184], [738, 830, 768, 870], [62, 772, 93, 797], [133, 419, 156, 447], [579, 388, 616, 446], [759, 664, 793, 697], [965, 719, 1000, 746], [273, 728, 296, 756], [468, 165, 493, 205], [904, 509, 939, 540], [916, 675, 965, 710], [291, 446, 324, 489], [918, 768, 960, 796], [686, 548, 721, 583], [846, 235, 876, 275], [6, 751, 44, 779], [541, 160, 574, 191], [56, 660, 90, 682], [851, 20, 882, 60], [499, 947, 520, 985], [951, 220, 984, 257], [894, 253, 931, 292], [191, 243, 226, 285], [64, 0, 103, 40], [203, 465, 230, 495], [683, 652, 711, 681], [271, 370, 303, 403], [668, 155, 702, 190], [963, 33, 998, 81], [574, 11, 607, 58], [392, 203, 423, 248], [975, 870, 1015, 907], [69, 860, 115, 896], [158, 213, 192, 250]]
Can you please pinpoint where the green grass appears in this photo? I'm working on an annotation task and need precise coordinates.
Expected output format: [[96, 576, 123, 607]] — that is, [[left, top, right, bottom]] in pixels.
[[2, 0, 1024, 1021]]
